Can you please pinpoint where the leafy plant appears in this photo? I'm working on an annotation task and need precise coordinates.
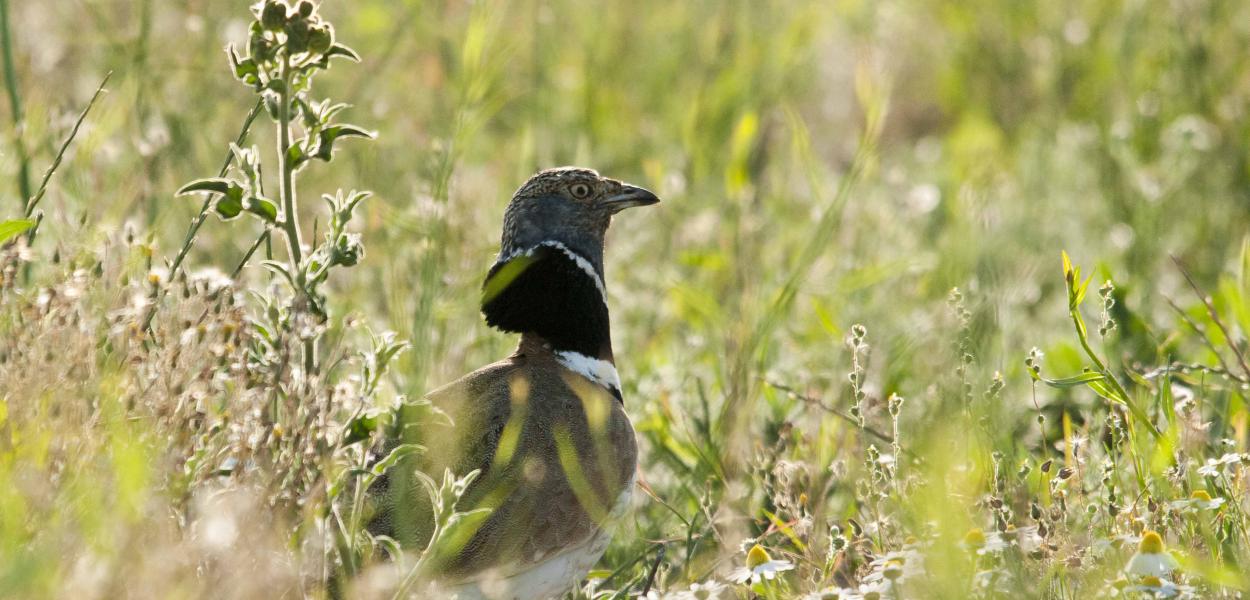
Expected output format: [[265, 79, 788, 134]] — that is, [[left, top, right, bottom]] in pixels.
[[164, 0, 416, 589], [174, 0, 374, 373], [1029, 253, 1162, 438]]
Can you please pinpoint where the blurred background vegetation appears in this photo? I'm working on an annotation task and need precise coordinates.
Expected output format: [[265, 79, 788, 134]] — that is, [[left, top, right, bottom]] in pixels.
[[2, 0, 1250, 597]]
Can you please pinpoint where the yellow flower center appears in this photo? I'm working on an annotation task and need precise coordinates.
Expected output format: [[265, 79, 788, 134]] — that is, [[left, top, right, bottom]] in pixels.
[[1141, 576, 1163, 587], [1139, 531, 1165, 554], [963, 528, 986, 547], [746, 544, 772, 569], [1190, 490, 1212, 502], [883, 559, 904, 579]]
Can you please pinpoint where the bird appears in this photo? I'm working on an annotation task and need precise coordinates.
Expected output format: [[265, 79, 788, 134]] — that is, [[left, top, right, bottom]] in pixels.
[[366, 167, 660, 599]]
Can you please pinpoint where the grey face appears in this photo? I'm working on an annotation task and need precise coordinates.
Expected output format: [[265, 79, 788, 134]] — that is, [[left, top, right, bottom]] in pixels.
[[499, 167, 660, 275]]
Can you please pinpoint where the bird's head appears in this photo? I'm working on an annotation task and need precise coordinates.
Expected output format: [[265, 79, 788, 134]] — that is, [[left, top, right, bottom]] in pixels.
[[498, 167, 659, 276]]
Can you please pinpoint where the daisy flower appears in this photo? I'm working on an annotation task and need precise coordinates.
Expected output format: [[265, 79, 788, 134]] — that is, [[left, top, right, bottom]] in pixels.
[[1127, 576, 1195, 598], [962, 527, 1008, 555], [1168, 489, 1226, 512], [854, 580, 895, 600], [1125, 531, 1180, 577], [865, 549, 925, 584], [729, 544, 795, 585], [1196, 453, 1245, 477], [670, 580, 728, 600], [802, 586, 862, 600]]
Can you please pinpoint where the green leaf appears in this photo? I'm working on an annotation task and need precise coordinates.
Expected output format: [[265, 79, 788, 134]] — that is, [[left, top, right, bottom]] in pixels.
[[178, 178, 248, 221], [295, 97, 319, 128], [1086, 378, 1126, 405], [763, 509, 808, 552], [431, 507, 493, 560], [1036, 371, 1106, 388], [322, 102, 349, 122], [176, 177, 235, 196], [326, 443, 423, 502], [245, 195, 279, 223], [1072, 309, 1089, 340], [1159, 367, 1176, 429], [287, 144, 308, 169], [343, 412, 379, 446], [327, 124, 375, 139], [230, 144, 261, 178], [214, 185, 246, 220], [345, 190, 372, 212], [230, 45, 259, 81], [326, 43, 361, 62], [314, 124, 376, 161], [1074, 274, 1093, 307], [260, 260, 297, 288], [363, 443, 423, 485], [0, 219, 35, 243], [264, 95, 280, 119]]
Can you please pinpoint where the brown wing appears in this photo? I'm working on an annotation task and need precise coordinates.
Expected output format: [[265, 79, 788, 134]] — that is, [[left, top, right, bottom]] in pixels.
[[367, 348, 637, 581]]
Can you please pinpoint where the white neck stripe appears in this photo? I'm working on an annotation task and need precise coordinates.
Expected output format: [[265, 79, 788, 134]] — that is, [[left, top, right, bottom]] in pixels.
[[501, 241, 606, 297], [555, 350, 622, 395]]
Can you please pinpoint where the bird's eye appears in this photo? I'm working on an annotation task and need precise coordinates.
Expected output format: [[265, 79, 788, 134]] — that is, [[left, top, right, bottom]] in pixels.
[[569, 183, 593, 199]]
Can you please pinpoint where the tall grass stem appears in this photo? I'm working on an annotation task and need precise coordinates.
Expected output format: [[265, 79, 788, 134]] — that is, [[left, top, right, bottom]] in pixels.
[[23, 71, 112, 240], [0, 0, 30, 206]]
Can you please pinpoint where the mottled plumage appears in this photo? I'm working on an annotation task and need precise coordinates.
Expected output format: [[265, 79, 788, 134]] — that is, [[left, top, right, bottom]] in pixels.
[[367, 167, 658, 599]]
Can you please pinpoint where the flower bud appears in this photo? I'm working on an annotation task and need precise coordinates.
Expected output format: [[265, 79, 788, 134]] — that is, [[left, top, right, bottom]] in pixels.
[[334, 233, 363, 266], [308, 23, 334, 55], [285, 18, 310, 53], [261, 1, 286, 31], [249, 31, 273, 62], [297, 0, 315, 17]]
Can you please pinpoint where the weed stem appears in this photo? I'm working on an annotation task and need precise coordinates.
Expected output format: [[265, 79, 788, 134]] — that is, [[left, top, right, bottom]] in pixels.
[[142, 99, 263, 334], [275, 57, 316, 374], [277, 60, 303, 270], [23, 72, 112, 224]]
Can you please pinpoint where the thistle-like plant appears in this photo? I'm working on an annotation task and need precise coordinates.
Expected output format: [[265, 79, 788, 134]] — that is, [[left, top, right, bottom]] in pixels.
[[175, 0, 374, 373]]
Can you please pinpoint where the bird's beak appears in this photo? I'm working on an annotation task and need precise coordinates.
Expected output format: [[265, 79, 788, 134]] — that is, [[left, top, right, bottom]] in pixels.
[[602, 184, 660, 213]]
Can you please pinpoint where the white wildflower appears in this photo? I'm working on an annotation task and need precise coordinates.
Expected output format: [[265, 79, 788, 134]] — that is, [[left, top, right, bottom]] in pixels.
[[1125, 531, 1180, 577], [1127, 576, 1195, 598], [729, 544, 794, 585], [1168, 489, 1225, 513]]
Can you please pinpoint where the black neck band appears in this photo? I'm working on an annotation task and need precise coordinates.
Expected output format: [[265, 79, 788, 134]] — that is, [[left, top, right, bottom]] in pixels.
[[481, 245, 611, 358]]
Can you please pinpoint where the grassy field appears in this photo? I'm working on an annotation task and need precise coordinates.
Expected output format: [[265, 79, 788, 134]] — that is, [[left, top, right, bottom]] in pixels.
[[2, 0, 1250, 598]]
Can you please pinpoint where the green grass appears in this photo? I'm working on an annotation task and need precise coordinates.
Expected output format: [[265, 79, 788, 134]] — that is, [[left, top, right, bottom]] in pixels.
[[2, 0, 1250, 598]]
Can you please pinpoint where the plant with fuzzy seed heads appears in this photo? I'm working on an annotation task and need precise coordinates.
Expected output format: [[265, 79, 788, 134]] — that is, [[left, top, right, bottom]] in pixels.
[[846, 324, 869, 428], [1098, 279, 1118, 337]]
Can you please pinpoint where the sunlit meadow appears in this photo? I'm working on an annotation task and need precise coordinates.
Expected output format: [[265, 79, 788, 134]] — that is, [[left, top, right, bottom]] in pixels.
[[1, 1, 1249, 598]]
